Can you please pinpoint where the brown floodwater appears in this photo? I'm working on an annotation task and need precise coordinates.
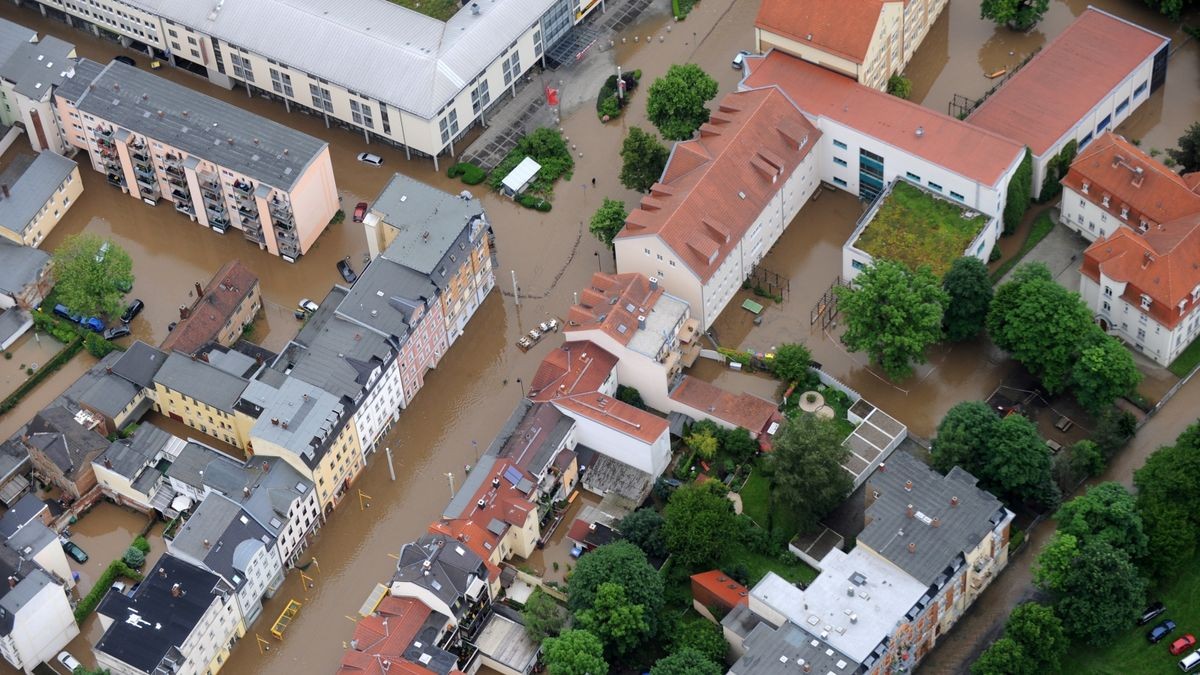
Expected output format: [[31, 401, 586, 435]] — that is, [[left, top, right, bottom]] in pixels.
[[0, 0, 1198, 673]]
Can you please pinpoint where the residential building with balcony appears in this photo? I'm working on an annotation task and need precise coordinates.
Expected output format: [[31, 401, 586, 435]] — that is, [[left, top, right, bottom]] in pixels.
[[0, 17, 75, 154], [0, 540, 78, 674], [563, 272, 694, 412], [0, 240, 51, 350], [20, 405, 109, 500], [0, 150, 80, 248], [93, 422, 185, 512], [364, 173, 496, 348], [153, 351, 252, 449], [161, 260, 262, 356], [754, 0, 948, 91], [390, 532, 493, 644], [21, 0, 602, 166], [167, 492, 285, 627], [616, 88, 822, 330], [95, 552, 244, 675], [54, 59, 338, 260]]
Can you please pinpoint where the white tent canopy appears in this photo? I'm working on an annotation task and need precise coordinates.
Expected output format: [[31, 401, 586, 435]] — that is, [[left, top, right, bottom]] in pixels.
[[500, 157, 541, 197]]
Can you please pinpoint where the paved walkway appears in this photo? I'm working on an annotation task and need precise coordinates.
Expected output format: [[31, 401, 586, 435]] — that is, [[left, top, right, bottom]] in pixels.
[[997, 209, 1089, 287]]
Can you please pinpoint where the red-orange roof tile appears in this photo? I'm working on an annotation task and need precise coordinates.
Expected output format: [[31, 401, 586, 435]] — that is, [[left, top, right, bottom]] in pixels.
[[337, 596, 434, 675], [1062, 132, 1200, 228], [743, 51, 1023, 187], [755, 0, 886, 64], [161, 260, 259, 355], [967, 8, 1169, 157], [690, 569, 749, 613], [528, 341, 619, 401], [427, 519, 502, 582], [669, 376, 781, 436], [566, 273, 666, 346], [1082, 219, 1200, 330], [617, 88, 820, 283], [445, 457, 535, 536], [553, 393, 668, 445]]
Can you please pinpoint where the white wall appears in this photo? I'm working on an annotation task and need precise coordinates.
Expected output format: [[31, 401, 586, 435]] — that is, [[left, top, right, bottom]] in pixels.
[[277, 487, 320, 568], [4, 579, 78, 674], [1060, 186, 1134, 242], [554, 406, 670, 477], [1080, 270, 1196, 366], [352, 357, 404, 458]]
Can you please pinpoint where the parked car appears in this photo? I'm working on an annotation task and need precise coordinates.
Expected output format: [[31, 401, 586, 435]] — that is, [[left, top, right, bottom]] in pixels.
[[732, 49, 752, 69], [57, 651, 82, 672], [103, 325, 131, 340], [356, 152, 383, 166], [121, 299, 144, 323], [353, 202, 368, 222], [298, 298, 319, 313], [1182, 650, 1200, 673], [111, 580, 129, 595], [51, 304, 74, 322], [80, 315, 105, 333], [1140, 601, 1167, 625], [1172, 635, 1198, 656], [60, 539, 88, 564], [1150, 619, 1178, 644], [337, 259, 358, 284], [112, 55, 136, 67]]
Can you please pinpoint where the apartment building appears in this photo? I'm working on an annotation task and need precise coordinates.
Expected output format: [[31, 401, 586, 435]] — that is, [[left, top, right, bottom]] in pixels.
[[54, 59, 337, 260], [616, 88, 822, 330], [754, 0, 948, 91], [0, 240, 51, 349], [390, 533, 493, 643], [59, 345, 162, 433], [153, 351, 252, 448], [93, 422, 184, 512], [725, 453, 1013, 674], [967, 8, 1170, 198], [563, 272, 695, 412], [0, 542, 78, 674], [95, 553, 244, 675], [23, 0, 601, 165], [0, 17, 75, 154], [168, 492, 285, 626], [21, 405, 109, 500], [364, 174, 496, 347], [0, 150, 80, 247], [161, 260, 261, 356]]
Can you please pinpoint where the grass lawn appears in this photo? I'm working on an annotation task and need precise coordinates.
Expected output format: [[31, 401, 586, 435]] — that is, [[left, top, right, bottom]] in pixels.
[[854, 181, 989, 277], [990, 211, 1056, 283], [1067, 561, 1200, 674], [387, 0, 460, 21], [726, 545, 819, 587], [739, 468, 802, 541], [1169, 336, 1200, 377]]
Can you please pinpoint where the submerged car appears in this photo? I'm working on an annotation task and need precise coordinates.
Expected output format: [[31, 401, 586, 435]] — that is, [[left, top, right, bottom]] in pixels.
[[337, 259, 358, 284], [121, 299, 144, 323], [60, 539, 88, 564]]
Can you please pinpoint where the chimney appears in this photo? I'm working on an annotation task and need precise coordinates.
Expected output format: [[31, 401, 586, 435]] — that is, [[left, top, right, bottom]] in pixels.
[[271, 418, 279, 426], [281, 421, 288, 430], [7, 576, 16, 589], [803, 664, 811, 673], [476, 498, 486, 509], [0, 185, 8, 199], [195, 281, 204, 298], [950, 496, 959, 507], [263, 461, 270, 472], [243, 486, 250, 497], [158, 567, 167, 578], [202, 539, 210, 548], [171, 583, 181, 597], [907, 542, 917, 554], [637, 315, 646, 330], [846, 585, 854, 597], [179, 304, 190, 320], [904, 480, 913, 492], [906, 504, 914, 518], [471, 2, 480, 14], [849, 614, 858, 624], [878, 462, 885, 472], [649, 276, 658, 290], [104, 458, 113, 469], [491, 477, 500, 488], [932, 517, 941, 528]]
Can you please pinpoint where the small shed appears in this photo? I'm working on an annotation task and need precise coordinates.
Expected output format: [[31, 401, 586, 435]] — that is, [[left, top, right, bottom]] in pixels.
[[500, 157, 541, 198]]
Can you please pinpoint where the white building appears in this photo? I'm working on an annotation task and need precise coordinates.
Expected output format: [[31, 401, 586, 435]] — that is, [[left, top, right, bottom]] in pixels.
[[0, 17, 75, 154], [616, 87, 823, 330], [0, 563, 78, 674]]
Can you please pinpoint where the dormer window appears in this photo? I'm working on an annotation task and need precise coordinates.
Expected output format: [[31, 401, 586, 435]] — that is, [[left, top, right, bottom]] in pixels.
[[1102, 194, 1110, 207], [1192, 285, 1200, 302], [1081, 181, 1090, 194], [1120, 206, 1129, 220], [1139, 219, 1149, 233], [1141, 294, 1152, 311]]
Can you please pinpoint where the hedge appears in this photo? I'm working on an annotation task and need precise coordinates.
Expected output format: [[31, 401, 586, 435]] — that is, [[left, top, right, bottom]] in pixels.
[[74, 560, 144, 623], [0, 337, 82, 415], [132, 536, 151, 554], [448, 162, 487, 185], [595, 71, 642, 121], [518, 194, 552, 212]]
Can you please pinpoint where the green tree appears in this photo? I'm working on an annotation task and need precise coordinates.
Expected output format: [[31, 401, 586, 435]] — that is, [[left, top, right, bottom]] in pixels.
[[931, 401, 1000, 475], [646, 64, 719, 141], [768, 414, 852, 533], [1052, 439, 1105, 491], [1002, 151, 1033, 234], [51, 234, 134, 318], [620, 127, 671, 192], [672, 617, 727, 665], [122, 546, 145, 569], [567, 542, 663, 631], [576, 582, 650, 657], [686, 427, 719, 461], [1033, 532, 1079, 592], [650, 648, 722, 675], [837, 260, 947, 380], [942, 257, 993, 342], [981, 0, 1050, 30], [719, 427, 759, 464], [886, 74, 912, 99], [988, 413, 1059, 508], [618, 508, 668, 560], [521, 588, 567, 642], [543, 629, 608, 675], [1137, 497, 1196, 580], [1142, 0, 1198, 20], [1070, 329, 1142, 413], [972, 637, 1032, 675], [1054, 482, 1147, 561], [589, 198, 628, 248], [663, 482, 737, 570], [616, 385, 647, 410], [1005, 603, 1067, 674], [1168, 121, 1200, 172], [988, 263, 1094, 394], [1091, 407, 1136, 459], [73, 668, 112, 675], [1134, 430, 1200, 579], [1034, 536, 1146, 643], [769, 342, 812, 385]]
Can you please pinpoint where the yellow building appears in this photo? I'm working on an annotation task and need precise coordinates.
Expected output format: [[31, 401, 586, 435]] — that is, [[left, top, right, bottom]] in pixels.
[[152, 351, 251, 450], [0, 151, 82, 248]]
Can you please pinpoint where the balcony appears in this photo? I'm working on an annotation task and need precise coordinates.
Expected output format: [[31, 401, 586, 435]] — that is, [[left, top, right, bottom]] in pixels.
[[173, 200, 194, 217], [210, 217, 230, 234], [171, 188, 190, 202], [106, 173, 125, 188], [277, 238, 301, 260], [165, 173, 187, 190], [243, 224, 265, 244], [232, 180, 253, 195], [164, 164, 185, 181], [236, 204, 258, 219]]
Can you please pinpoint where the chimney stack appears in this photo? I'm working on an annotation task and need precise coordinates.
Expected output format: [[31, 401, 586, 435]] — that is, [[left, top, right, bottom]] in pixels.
[[263, 462, 270, 472], [906, 504, 914, 518], [158, 567, 167, 578], [878, 462, 886, 472], [195, 281, 204, 298], [7, 576, 16, 589], [179, 304, 190, 320], [904, 480, 913, 492], [203, 539, 210, 548], [932, 517, 941, 528], [951, 496, 959, 507], [637, 315, 646, 330], [907, 542, 917, 554], [171, 583, 181, 597], [649, 276, 658, 290]]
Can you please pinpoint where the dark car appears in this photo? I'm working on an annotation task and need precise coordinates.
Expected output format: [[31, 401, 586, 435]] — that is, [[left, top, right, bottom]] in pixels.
[[1149, 619, 1178, 644], [112, 55, 136, 67], [353, 202, 368, 222], [121, 299, 144, 324], [337, 259, 358, 284], [1140, 601, 1167, 626], [61, 539, 88, 564], [103, 325, 131, 340], [167, 321, 177, 332]]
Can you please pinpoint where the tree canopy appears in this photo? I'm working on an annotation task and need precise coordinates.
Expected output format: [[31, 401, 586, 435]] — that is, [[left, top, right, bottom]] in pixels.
[[981, 0, 1050, 30], [1054, 482, 1147, 561], [521, 587, 567, 642], [769, 342, 812, 385], [1071, 330, 1142, 414], [1034, 534, 1146, 643], [567, 542, 663, 632], [650, 648, 723, 675], [837, 260, 947, 380], [1003, 603, 1068, 674], [671, 617, 727, 665], [543, 629, 608, 675], [646, 64, 719, 141], [620, 127, 671, 192], [575, 582, 650, 657], [51, 234, 134, 318], [1134, 425, 1200, 579], [942, 257, 993, 342], [618, 508, 668, 560], [931, 401, 999, 475], [768, 413, 852, 534], [663, 482, 737, 571], [972, 637, 1031, 675], [589, 198, 628, 248], [1169, 121, 1200, 173]]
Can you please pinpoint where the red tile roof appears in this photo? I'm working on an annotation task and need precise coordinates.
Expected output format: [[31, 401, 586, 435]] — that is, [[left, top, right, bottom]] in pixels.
[[743, 51, 1023, 187], [617, 88, 821, 283], [552, 393, 668, 445], [1062, 133, 1200, 229], [669, 375, 781, 437], [337, 596, 435, 675], [161, 260, 259, 355], [755, 0, 886, 64], [443, 458, 535, 547], [566, 518, 592, 544], [567, 273, 666, 346], [427, 519, 502, 582], [967, 8, 1169, 157], [528, 341, 619, 401], [691, 569, 749, 613]]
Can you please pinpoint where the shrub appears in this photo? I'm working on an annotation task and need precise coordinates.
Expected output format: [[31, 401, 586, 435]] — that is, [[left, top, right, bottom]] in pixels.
[[0, 338, 83, 414], [488, 128, 574, 198], [598, 95, 621, 120], [84, 331, 120, 359], [329, 209, 345, 225], [123, 546, 145, 568], [517, 194, 552, 212], [2, 352, 9, 360], [449, 162, 486, 185], [989, 246, 1002, 263], [595, 72, 641, 121], [132, 535, 151, 554], [1003, 151, 1033, 235]]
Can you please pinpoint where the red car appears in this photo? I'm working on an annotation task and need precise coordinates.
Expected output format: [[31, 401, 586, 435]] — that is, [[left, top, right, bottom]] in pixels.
[[353, 202, 368, 222], [1172, 634, 1197, 656]]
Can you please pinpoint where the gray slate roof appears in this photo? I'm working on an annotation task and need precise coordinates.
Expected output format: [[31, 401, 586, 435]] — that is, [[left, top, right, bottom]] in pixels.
[[26, 405, 109, 478], [60, 351, 140, 420], [72, 59, 327, 190], [240, 375, 344, 469], [0, 28, 75, 100], [392, 533, 488, 620], [111, 341, 167, 388], [860, 452, 1010, 586], [0, 493, 46, 540], [0, 439, 29, 483], [0, 17, 34, 67], [484, 399, 573, 477], [154, 352, 249, 413], [336, 257, 437, 341], [279, 288, 394, 401], [0, 151, 77, 236], [165, 441, 245, 494], [171, 492, 272, 592], [373, 173, 485, 279], [0, 238, 47, 297], [730, 621, 857, 675], [98, 423, 175, 481], [54, 56, 102, 102]]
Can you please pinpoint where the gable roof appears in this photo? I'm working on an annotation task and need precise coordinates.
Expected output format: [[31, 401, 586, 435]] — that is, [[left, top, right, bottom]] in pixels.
[[967, 8, 1170, 157], [1083, 222, 1200, 330], [338, 596, 438, 675], [25, 405, 109, 479], [0, 151, 77, 237], [617, 88, 820, 282], [0, 239, 48, 299], [754, 0, 886, 64], [567, 273, 667, 346], [160, 260, 259, 356], [668, 375, 781, 437], [154, 351, 249, 413], [1062, 132, 1200, 228]]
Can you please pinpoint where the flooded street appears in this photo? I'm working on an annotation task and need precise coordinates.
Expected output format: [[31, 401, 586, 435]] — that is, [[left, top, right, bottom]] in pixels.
[[0, 0, 1195, 673]]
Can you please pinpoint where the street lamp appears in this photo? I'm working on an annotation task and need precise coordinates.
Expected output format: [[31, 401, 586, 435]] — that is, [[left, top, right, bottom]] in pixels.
[[516, 378, 525, 397], [594, 250, 601, 272]]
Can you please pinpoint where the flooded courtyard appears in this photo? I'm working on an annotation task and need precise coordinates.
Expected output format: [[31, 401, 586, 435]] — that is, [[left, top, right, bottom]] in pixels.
[[0, 0, 1195, 673]]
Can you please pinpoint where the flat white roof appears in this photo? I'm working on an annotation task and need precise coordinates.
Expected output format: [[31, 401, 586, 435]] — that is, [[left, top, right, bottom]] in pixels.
[[501, 157, 541, 193]]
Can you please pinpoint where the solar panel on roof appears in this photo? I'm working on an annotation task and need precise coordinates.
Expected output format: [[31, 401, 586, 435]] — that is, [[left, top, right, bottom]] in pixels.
[[503, 466, 523, 486]]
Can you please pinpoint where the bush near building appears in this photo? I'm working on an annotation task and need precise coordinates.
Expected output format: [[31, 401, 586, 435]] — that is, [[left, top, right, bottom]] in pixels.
[[489, 128, 575, 201], [74, 560, 143, 623], [447, 161, 487, 185], [596, 70, 642, 122]]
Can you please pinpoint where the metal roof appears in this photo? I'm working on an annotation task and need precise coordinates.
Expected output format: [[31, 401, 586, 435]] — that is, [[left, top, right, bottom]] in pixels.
[[171, 492, 272, 591], [0, 30, 75, 100], [241, 375, 344, 469], [372, 173, 486, 278], [0, 151, 77, 236], [0, 240, 48, 298], [154, 352, 250, 413]]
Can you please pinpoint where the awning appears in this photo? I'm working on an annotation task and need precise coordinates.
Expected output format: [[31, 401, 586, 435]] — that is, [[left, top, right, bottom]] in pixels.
[[170, 495, 193, 512], [501, 157, 541, 195], [667, 411, 694, 437]]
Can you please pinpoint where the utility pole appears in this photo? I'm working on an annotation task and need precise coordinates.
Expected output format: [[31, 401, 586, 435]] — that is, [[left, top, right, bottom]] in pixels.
[[511, 269, 520, 306], [385, 446, 396, 481], [445, 472, 455, 499]]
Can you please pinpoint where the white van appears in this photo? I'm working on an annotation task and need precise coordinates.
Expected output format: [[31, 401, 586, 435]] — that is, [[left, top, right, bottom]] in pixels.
[[1180, 650, 1200, 672]]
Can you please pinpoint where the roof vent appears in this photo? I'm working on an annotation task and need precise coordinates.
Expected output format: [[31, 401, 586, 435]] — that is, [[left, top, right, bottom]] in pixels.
[[805, 33, 813, 40], [951, 496, 959, 507], [492, 477, 500, 488], [477, 498, 486, 509], [915, 126, 924, 137], [904, 480, 913, 491], [471, 2, 480, 14], [907, 542, 917, 554], [737, 191, 747, 199]]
